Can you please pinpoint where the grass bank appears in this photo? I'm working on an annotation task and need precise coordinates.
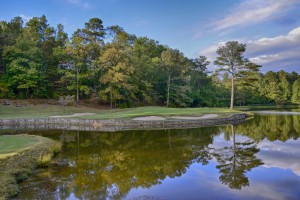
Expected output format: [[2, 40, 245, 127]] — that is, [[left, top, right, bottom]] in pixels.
[[0, 104, 240, 120], [0, 104, 95, 119], [80, 106, 240, 119], [0, 135, 61, 199]]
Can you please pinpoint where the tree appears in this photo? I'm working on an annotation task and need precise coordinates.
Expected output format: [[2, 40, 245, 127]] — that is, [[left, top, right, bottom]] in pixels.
[[130, 36, 165, 105], [0, 17, 24, 97], [292, 79, 300, 105], [99, 26, 134, 108], [161, 48, 191, 107], [190, 56, 212, 107], [214, 41, 260, 110], [278, 70, 292, 104], [3, 27, 44, 98], [81, 18, 106, 97], [59, 95, 75, 113], [27, 15, 60, 97]]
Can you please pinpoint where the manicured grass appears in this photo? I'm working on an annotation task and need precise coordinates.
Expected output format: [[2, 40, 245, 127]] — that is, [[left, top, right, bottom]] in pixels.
[[80, 106, 240, 119], [0, 104, 241, 120], [0, 104, 95, 119], [0, 135, 38, 155]]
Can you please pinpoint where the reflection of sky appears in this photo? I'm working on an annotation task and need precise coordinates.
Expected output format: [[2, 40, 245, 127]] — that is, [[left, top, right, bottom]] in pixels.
[[212, 133, 300, 177], [257, 139, 300, 176], [126, 133, 300, 200], [126, 162, 300, 200]]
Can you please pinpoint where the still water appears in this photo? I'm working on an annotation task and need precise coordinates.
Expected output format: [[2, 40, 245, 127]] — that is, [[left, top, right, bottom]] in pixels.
[[8, 108, 300, 199]]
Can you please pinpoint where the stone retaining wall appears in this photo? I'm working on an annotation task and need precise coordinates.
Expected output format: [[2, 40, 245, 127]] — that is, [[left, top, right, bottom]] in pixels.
[[0, 114, 246, 132]]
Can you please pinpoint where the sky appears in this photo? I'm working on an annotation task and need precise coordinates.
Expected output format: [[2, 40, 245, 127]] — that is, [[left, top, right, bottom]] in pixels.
[[1, 0, 300, 72]]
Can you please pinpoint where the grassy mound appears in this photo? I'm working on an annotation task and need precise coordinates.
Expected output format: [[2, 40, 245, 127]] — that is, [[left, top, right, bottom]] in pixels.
[[0, 104, 240, 120], [0, 104, 95, 119], [0, 135, 61, 199], [0, 135, 39, 158], [81, 106, 240, 119]]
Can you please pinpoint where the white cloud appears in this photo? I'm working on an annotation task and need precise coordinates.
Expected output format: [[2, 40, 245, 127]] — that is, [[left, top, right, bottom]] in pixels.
[[212, 0, 300, 32], [199, 26, 300, 72], [65, 0, 90, 8], [247, 27, 300, 56], [19, 14, 32, 22]]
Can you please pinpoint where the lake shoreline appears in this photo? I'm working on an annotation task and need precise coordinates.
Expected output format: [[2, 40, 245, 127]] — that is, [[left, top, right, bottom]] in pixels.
[[0, 113, 247, 132], [0, 135, 61, 199]]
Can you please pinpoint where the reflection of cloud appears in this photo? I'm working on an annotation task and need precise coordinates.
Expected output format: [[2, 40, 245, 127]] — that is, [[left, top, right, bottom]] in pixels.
[[195, 163, 298, 200], [199, 26, 300, 72], [258, 139, 300, 176]]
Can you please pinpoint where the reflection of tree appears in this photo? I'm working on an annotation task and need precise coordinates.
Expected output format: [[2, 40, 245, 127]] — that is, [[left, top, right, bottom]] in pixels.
[[18, 128, 219, 199], [234, 110, 300, 142], [212, 125, 263, 190]]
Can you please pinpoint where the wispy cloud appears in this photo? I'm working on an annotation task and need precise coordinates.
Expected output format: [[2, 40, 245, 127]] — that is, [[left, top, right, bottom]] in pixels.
[[19, 14, 32, 22], [134, 19, 149, 27], [212, 0, 300, 32], [65, 0, 90, 8], [199, 26, 300, 72]]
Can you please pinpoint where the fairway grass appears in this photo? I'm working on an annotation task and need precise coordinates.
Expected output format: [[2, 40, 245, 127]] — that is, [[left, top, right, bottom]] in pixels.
[[0, 105, 240, 120], [0, 104, 96, 119], [81, 106, 240, 119], [0, 135, 38, 157]]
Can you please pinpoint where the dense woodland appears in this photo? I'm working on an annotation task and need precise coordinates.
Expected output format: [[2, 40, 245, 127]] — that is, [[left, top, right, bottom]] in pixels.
[[0, 16, 299, 108]]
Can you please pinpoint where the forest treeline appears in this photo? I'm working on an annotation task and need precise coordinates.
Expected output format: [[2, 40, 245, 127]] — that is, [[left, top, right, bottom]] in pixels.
[[0, 15, 299, 108]]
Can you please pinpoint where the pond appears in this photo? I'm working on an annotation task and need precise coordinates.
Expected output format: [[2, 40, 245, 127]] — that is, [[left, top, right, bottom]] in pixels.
[[4, 108, 300, 200]]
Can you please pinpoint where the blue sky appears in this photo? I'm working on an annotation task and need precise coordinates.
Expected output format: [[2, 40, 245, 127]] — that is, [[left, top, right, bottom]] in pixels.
[[1, 0, 300, 72]]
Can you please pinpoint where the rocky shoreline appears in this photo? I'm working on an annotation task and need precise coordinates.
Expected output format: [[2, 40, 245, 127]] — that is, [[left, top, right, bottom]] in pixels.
[[0, 113, 247, 132]]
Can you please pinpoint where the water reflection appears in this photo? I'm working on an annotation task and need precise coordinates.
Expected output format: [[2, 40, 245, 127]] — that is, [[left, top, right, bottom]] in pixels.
[[234, 109, 300, 142], [11, 110, 300, 199], [17, 128, 219, 199], [211, 125, 263, 189]]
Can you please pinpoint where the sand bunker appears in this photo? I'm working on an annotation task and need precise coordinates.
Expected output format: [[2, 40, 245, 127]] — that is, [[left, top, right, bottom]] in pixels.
[[50, 113, 95, 118], [132, 116, 166, 121], [170, 114, 218, 120], [132, 114, 219, 121]]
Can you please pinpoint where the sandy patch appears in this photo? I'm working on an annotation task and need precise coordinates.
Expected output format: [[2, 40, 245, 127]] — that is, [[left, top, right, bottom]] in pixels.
[[132, 116, 166, 121], [50, 113, 95, 118], [170, 114, 218, 120]]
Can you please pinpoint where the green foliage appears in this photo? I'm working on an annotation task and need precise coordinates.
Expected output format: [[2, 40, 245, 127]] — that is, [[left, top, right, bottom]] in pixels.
[[214, 41, 261, 109], [259, 70, 298, 105], [0, 15, 299, 108], [292, 79, 300, 104], [3, 28, 45, 98], [99, 27, 134, 108], [161, 48, 192, 107]]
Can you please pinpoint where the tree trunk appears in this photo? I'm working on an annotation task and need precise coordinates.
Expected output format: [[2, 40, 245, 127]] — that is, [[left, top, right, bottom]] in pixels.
[[231, 125, 235, 154], [76, 68, 79, 103], [231, 124, 236, 179], [167, 75, 171, 107], [110, 85, 113, 109], [230, 75, 234, 110]]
